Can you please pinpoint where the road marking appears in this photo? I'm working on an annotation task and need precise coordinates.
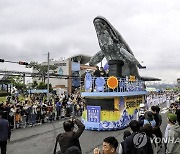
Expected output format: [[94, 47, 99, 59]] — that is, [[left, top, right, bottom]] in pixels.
[[161, 107, 167, 111], [161, 109, 168, 114]]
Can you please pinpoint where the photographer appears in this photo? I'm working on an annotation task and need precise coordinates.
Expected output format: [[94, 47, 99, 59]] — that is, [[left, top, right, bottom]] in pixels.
[[56, 117, 85, 153]]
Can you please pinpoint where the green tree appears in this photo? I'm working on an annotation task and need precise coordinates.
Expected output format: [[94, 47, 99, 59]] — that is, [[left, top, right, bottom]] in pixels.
[[32, 80, 38, 89], [6, 76, 25, 93], [27, 61, 58, 83], [37, 82, 53, 92], [37, 82, 46, 89]]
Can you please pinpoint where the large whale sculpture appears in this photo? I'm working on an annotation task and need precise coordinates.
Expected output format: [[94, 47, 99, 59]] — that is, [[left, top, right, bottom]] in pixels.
[[89, 16, 160, 81]]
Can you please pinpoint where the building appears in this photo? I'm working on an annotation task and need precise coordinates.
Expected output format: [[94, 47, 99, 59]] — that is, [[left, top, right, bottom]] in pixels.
[[32, 54, 93, 95]]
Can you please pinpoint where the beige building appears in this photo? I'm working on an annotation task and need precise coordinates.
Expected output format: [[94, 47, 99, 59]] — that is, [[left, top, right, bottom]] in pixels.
[[32, 59, 71, 93], [32, 54, 93, 94]]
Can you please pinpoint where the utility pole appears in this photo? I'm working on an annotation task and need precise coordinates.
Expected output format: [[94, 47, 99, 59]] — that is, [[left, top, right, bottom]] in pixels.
[[47, 52, 50, 102], [23, 73, 25, 96]]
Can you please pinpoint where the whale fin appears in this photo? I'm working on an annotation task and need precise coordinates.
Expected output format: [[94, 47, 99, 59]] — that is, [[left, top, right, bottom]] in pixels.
[[141, 76, 161, 81], [89, 50, 105, 66]]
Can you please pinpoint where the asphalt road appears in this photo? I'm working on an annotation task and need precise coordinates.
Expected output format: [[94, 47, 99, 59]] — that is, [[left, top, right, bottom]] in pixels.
[[7, 103, 168, 154]]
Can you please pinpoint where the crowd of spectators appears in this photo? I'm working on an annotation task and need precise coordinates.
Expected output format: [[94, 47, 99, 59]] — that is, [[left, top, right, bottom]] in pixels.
[[93, 102, 180, 154], [92, 93, 180, 154], [1, 85, 180, 153], [0, 91, 85, 129]]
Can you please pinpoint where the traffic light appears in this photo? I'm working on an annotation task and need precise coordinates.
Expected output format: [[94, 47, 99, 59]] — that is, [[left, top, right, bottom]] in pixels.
[[19, 61, 28, 65], [0, 59, 5, 62]]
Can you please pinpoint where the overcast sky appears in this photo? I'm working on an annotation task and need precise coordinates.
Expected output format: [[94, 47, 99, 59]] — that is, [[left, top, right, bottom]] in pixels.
[[0, 0, 180, 83]]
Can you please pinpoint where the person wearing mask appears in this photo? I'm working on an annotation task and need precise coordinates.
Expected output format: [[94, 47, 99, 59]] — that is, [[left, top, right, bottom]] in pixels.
[[94, 136, 118, 154], [56, 117, 85, 153], [0, 110, 11, 154]]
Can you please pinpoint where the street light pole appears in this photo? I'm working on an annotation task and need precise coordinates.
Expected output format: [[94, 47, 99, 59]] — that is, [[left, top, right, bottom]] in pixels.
[[47, 52, 50, 102], [23, 73, 25, 96]]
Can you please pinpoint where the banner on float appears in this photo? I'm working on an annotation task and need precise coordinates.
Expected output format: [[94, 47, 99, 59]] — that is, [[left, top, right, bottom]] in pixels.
[[124, 96, 142, 115], [87, 106, 101, 123]]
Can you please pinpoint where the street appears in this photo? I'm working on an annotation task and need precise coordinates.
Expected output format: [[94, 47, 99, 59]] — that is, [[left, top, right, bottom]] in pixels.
[[7, 103, 168, 154]]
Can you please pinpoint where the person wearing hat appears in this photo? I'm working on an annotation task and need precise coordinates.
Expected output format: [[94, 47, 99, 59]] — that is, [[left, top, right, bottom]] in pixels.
[[166, 112, 180, 154], [143, 111, 156, 128]]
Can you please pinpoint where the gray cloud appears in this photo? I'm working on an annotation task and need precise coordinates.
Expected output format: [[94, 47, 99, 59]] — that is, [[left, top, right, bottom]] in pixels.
[[0, 0, 180, 83]]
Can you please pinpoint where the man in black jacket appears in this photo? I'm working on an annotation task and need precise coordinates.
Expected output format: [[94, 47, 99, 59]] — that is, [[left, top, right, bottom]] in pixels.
[[123, 120, 153, 154], [151, 106, 160, 126], [151, 105, 163, 147], [0, 110, 11, 154], [57, 118, 85, 153]]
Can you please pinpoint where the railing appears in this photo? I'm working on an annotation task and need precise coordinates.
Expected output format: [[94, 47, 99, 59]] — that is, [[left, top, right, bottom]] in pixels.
[[83, 76, 146, 93]]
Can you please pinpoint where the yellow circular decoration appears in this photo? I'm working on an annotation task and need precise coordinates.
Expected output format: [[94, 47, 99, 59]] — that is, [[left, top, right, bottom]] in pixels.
[[107, 76, 118, 89]]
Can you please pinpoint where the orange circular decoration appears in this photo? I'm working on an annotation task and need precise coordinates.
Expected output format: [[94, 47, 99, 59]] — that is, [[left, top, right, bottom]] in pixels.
[[107, 76, 118, 89]]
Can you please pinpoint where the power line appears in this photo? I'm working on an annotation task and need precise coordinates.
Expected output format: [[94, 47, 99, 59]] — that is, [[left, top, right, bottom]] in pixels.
[[0, 70, 81, 79]]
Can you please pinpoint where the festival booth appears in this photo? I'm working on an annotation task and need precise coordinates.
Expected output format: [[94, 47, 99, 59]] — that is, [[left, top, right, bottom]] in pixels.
[[81, 74, 147, 130]]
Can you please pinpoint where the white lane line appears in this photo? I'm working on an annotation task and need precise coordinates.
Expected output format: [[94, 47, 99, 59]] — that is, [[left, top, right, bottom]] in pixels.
[[161, 109, 168, 114], [161, 107, 167, 111]]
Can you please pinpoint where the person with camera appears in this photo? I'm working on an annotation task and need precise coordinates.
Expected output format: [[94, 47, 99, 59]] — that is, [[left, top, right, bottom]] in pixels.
[[56, 117, 85, 153]]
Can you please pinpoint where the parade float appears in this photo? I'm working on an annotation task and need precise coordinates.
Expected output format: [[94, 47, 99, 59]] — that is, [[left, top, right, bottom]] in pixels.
[[81, 16, 160, 130]]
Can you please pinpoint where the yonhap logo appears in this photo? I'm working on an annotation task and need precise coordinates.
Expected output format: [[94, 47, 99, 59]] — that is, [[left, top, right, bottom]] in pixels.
[[151, 137, 180, 144], [133, 133, 147, 149]]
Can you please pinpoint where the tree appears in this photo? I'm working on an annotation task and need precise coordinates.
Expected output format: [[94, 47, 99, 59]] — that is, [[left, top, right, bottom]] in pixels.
[[27, 61, 58, 83], [32, 80, 38, 89], [37, 82, 46, 89], [37, 82, 53, 92], [6, 76, 25, 93]]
